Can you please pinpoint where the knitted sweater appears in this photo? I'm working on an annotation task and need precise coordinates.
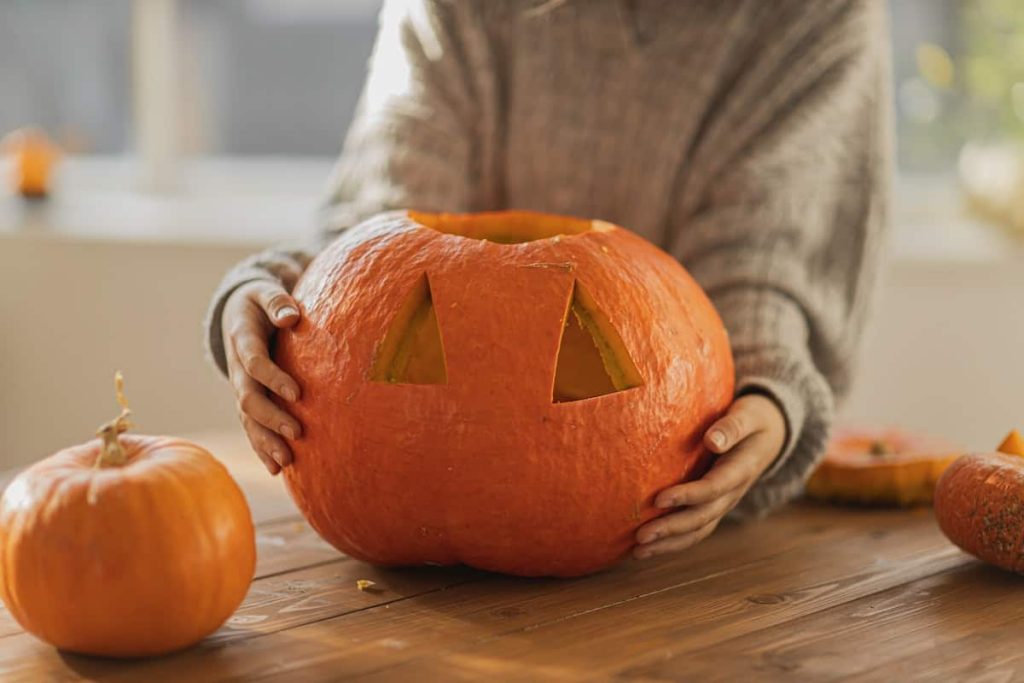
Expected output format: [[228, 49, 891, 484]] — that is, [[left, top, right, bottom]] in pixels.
[[205, 0, 892, 516]]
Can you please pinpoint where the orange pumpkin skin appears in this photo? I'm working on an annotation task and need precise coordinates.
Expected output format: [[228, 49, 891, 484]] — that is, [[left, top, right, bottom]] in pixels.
[[934, 452, 1024, 574], [275, 211, 734, 577], [805, 429, 962, 506], [0, 436, 256, 657]]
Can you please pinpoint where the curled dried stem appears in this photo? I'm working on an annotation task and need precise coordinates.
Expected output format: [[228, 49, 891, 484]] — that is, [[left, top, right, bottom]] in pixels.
[[95, 372, 133, 468]]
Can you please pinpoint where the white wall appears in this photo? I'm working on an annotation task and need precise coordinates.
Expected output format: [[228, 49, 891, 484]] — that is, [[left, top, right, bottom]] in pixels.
[[1, 235, 251, 465], [842, 259, 1024, 451], [2, 234, 1022, 470]]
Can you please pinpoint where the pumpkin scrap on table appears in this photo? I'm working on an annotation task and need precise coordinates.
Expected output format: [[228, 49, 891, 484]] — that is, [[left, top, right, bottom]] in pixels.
[[805, 428, 963, 506], [934, 430, 1024, 574], [274, 210, 734, 578], [0, 374, 256, 658]]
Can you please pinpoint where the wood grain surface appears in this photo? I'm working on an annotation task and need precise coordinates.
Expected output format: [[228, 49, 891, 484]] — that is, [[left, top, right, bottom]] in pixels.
[[0, 430, 1020, 682]]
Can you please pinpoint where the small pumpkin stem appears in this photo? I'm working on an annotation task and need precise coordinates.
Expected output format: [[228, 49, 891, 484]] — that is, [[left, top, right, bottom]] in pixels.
[[95, 372, 133, 468], [868, 440, 890, 457]]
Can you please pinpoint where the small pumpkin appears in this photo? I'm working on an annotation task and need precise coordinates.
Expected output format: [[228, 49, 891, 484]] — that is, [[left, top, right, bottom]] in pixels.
[[934, 432, 1024, 574], [0, 375, 256, 657], [0, 127, 60, 198], [274, 210, 734, 577], [805, 428, 963, 506]]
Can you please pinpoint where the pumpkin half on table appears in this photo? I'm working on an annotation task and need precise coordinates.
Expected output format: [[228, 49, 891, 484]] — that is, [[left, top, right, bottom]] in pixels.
[[274, 210, 734, 577], [805, 428, 963, 506]]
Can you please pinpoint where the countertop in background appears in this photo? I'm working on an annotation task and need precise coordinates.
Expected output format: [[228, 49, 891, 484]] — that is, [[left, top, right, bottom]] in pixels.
[[2, 157, 1023, 468]]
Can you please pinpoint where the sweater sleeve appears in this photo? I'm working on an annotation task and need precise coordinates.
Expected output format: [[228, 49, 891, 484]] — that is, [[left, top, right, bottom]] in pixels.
[[667, 0, 892, 515], [204, 0, 486, 375]]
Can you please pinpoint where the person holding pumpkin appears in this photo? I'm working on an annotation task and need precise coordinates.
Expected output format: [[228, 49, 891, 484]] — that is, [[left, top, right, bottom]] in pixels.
[[206, 0, 890, 560]]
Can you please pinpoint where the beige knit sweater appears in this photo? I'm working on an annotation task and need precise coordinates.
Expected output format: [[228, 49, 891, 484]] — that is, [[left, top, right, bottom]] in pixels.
[[206, 0, 892, 516]]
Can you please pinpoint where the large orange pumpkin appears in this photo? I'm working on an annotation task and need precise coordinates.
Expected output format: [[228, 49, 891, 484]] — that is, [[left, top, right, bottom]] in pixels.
[[934, 432, 1024, 574], [0, 376, 256, 657], [274, 210, 734, 577], [805, 428, 963, 506]]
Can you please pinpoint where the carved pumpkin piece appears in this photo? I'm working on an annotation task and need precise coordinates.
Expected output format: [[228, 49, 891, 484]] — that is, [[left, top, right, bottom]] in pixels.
[[805, 428, 963, 506], [997, 429, 1024, 457]]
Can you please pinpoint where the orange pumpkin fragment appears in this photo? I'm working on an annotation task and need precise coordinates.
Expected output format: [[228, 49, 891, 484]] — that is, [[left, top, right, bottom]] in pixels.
[[805, 428, 963, 506], [274, 210, 734, 577], [997, 429, 1024, 457]]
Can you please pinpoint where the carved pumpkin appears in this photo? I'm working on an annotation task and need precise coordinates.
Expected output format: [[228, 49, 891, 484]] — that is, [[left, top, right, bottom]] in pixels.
[[805, 428, 963, 506], [0, 376, 256, 657], [934, 434, 1024, 574], [274, 210, 734, 577]]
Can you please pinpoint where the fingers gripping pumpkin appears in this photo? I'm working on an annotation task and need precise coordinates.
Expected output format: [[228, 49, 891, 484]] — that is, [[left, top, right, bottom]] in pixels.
[[274, 211, 734, 577]]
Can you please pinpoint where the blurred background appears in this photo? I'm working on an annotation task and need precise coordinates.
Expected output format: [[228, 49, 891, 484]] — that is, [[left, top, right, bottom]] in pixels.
[[2, 0, 1023, 468]]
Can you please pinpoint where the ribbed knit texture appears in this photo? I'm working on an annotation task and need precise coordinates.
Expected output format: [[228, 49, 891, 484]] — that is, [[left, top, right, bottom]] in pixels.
[[206, 0, 892, 516]]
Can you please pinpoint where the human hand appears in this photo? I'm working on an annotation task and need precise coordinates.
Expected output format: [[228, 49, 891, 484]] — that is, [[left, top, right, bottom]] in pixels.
[[222, 280, 303, 474], [633, 393, 787, 559]]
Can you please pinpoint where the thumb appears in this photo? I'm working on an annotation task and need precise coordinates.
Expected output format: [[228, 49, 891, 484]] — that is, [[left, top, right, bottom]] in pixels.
[[704, 400, 758, 454], [249, 281, 300, 328]]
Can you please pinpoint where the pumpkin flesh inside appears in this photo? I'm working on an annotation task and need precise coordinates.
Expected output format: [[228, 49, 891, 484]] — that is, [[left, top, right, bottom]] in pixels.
[[370, 275, 447, 385], [553, 281, 642, 402], [410, 210, 595, 243]]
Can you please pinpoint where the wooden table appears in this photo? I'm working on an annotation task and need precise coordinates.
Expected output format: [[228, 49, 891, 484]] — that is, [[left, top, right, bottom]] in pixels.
[[1, 431, 1022, 682]]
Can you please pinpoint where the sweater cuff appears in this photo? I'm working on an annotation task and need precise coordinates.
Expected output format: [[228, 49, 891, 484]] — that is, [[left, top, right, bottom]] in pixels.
[[735, 359, 807, 481], [203, 267, 282, 377], [730, 347, 835, 517]]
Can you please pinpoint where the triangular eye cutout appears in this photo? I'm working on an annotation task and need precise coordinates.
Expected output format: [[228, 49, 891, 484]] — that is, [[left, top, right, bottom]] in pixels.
[[553, 281, 643, 402], [370, 275, 447, 385]]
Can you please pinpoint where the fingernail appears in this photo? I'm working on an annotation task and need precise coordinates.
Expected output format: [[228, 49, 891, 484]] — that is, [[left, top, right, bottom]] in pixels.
[[635, 549, 652, 560], [281, 425, 297, 440], [281, 385, 298, 402], [271, 449, 286, 466], [709, 431, 727, 449], [656, 498, 675, 509], [276, 306, 298, 321]]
